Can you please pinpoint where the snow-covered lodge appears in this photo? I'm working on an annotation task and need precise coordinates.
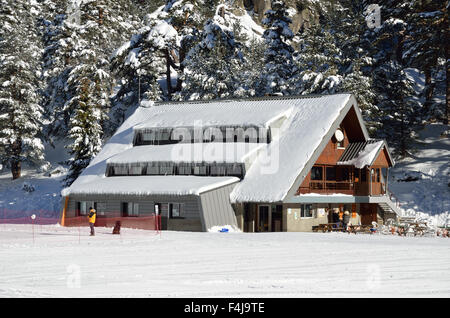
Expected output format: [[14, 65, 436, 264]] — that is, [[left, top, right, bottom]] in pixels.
[[60, 94, 401, 232]]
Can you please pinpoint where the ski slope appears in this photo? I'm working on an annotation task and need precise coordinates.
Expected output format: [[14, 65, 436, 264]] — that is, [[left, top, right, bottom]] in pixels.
[[0, 225, 449, 297]]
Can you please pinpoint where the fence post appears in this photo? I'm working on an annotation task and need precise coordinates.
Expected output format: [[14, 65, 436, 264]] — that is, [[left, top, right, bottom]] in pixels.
[[31, 214, 35, 244]]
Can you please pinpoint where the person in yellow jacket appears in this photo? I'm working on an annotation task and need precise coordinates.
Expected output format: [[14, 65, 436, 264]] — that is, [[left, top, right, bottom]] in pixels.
[[88, 207, 96, 236]]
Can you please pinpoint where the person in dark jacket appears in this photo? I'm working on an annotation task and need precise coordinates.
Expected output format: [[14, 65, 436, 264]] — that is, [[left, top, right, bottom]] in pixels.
[[343, 211, 351, 232], [332, 209, 340, 228], [88, 207, 96, 236]]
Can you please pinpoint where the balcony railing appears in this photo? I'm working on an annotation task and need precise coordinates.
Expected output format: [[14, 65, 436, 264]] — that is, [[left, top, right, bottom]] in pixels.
[[297, 181, 354, 195], [297, 181, 386, 196]]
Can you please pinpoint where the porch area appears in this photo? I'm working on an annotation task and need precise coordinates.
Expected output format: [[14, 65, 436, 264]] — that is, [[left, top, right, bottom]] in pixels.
[[235, 199, 398, 233], [297, 165, 388, 196]]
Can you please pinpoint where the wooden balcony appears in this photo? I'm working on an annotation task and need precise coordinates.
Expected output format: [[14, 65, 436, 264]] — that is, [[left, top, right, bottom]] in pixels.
[[297, 181, 386, 196]]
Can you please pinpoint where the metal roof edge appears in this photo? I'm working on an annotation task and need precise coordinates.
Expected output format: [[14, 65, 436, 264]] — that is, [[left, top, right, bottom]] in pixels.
[[148, 93, 353, 107]]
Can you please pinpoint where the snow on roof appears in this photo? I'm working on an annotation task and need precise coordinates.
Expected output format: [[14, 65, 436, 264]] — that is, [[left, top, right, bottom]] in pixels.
[[66, 176, 239, 196], [230, 94, 354, 203], [64, 94, 358, 202], [135, 98, 295, 129], [107, 143, 264, 165], [337, 140, 386, 168]]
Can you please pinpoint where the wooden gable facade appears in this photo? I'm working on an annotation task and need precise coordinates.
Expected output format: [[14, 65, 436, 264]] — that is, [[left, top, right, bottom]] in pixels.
[[296, 107, 393, 197]]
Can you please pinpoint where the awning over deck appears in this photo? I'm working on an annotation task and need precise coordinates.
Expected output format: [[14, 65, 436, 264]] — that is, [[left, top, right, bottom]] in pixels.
[[337, 139, 394, 168]]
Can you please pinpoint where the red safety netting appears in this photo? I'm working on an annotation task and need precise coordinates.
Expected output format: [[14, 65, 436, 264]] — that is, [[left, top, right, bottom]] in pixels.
[[0, 208, 162, 233], [64, 211, 161, 232]]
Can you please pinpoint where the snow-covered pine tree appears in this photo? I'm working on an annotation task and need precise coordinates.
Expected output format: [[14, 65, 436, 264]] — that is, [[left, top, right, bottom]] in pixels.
[[177, 6, 245, 100], [61, 0, 130, 185], [235, 37, 267, 98], [372, 60, 419, 158], [40, 1, 74, 139], [403, 0, 449, 124], [291, 19, 343, 95], [109, 18, 169, 126], [0, 0, 47, 179], [63, 77, 104, 186], [110, 0, 208, 122], [341, 57, 378, 133], [42, 0, 141, 140], [261, 0, 296, 96], [160, 0, 207, 96], [328, 0, 378, 132], [367, 5, 422, 157]]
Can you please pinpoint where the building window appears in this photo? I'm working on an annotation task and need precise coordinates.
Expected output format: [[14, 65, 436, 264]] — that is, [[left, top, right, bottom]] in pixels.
[[142, 131, 155, 142], [96, 202, 106, 216], [156, 130, 170, 141], [178, 164, 192, 175], [340, 167, 350, 181], [113, 165, 128, 176], [326, 166, 336, 181], [194, 165, 207, 176], [301, 204, 313, 218], [122, 202, 139, 217], [169, 203, 184, 218], [227, 164, 242, 177], [210, 164, 226, 176], [146, 163, 159, 175], [129, 164, 143, 175], [78, 201, 88, 216], [160, 164, 174, 175], [361, 168, 367, 182], [311, 166, 323, 180]]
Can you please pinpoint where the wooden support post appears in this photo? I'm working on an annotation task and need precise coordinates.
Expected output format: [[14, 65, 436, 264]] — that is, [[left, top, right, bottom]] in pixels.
[[61, 196, 69, 226]]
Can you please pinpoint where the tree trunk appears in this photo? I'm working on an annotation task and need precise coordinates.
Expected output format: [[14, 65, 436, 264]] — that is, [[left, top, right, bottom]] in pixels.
[[423, 68, 434, 116], [164, 49, 173, 100], [176, 43, 186, 92], [446, 58, 449, 125], [98, 7, 103, 25], [11, 160, 21, 180], [445, 3, 449, 125]]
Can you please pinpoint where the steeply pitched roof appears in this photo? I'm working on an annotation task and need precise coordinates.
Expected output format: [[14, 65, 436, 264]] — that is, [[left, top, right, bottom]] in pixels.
[[64, 93, 366, 201], [230, 94, 360, 202], [137, 97, 295, 129]]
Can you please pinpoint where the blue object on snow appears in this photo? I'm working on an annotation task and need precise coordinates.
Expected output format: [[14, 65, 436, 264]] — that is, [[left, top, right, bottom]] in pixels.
[[219, 228, 229, 233]]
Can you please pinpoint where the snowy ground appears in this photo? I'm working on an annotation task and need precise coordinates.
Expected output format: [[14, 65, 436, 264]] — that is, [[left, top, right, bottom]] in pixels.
[[0, 170, 63, 218], [389, 123, 450, 225], [0, 225, 449, 298]]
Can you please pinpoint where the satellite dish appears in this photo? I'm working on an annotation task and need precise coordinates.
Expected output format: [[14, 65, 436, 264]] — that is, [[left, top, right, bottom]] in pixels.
[[335, 129, 344, 142]]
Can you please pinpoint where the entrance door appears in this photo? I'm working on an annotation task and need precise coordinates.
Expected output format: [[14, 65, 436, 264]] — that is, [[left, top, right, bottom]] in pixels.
[[360, 203, 377, 225], [257, 205, 270, 232], [271, 205, 283, 232], [155, 203, 166, 230], [243, 204, 255, 232]]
